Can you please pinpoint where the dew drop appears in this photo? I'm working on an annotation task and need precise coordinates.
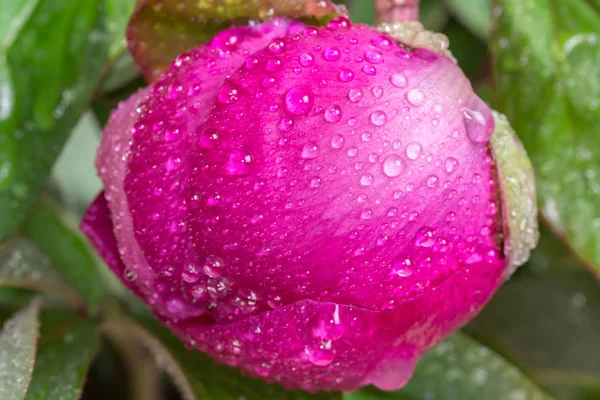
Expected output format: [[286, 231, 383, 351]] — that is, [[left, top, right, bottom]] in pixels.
[[191, 285, 207, 299], [324, 105, 342, 123], [217, 83, 240, 104], [445, 157, 459, 173], [365, 50, 383, 64], [338, 68, 355, 82], [414, 227, 436, 248], [324, 47, 341, 61], [182, 264, 201, 283], [305, 340, 335, 366], [371, 35, 393, 50], [405, 142, 423, 160], [299, 53, 315, 67], [390, 73, 408, 88], [382, 154, 406, 177], [226, 148, 254, 176], [360, 174, 374, 186], [331, 134, 345, 149], [370, 110, 388, 126], [310, 177, 322, 187], [392, 255, 413, 277], [360, 208, 373, 220], [302, 142, 320, 159], [372, 86, 383, 98], [461, 97, 495, 143], [203, 255, 225, 277], [347, 147, 358, 157], [348, 88, 364, 103], [285, 86, 314, 115], [406, 89, 425, 106], [362, 65, 376, 75]]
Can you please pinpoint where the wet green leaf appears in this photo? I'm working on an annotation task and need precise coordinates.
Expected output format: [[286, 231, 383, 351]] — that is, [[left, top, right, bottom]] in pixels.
[[0, 239, 83, 309], [446, 0, 492, 39], [492, 0, 600, 277], [345, 333, 552, 400], [0, 0, 134, 242], [128, 0, 343, 81], [0, 298, 41, 400], [25, 311, 100, 400], [467, 227, 600, 399], [22, 199, 106, 310], [109, 315, 341, 400]]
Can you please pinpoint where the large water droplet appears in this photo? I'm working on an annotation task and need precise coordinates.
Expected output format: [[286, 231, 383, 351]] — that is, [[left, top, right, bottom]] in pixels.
[[302, 142, 320, 159], [218, 83, 240, 104], [461, 97, 495, 143], [414, 227, 436, 248], [305, 340, 335, 366], [392, 255, 413, 277], [324, 47, 341, 61], [226, 148, 254, 176], [407, 89, 425, 106], [365, 50, 383, 64], [360, 174, 374, 186], [285, 86, 314, 115], [370, 110, 388, 126], [338, 68, 355, 82], [331, 134, 345, 149], [182, 264, 201, 283], [348, 88, 364, 103], [405, 142, 423, 160], [390, 73, 408, 88], [382, 154, 406, 177], [324, 105, 342, 123], [204, 255, 225, 277], [299, 53, 315, 67], [445, 157, 459, 173], [317, 305, 344, 340]]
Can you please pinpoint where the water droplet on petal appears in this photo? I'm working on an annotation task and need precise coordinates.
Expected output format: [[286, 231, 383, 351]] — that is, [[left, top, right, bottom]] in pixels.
[[414, 227, 436, 248], [370, 110, 388, 126], [227, 148, 254, 176], [324, 47, 341, 61], [360, 174, 374, 186], [302, 142, 320, 159], [285, 86, 314, 115], [299, 53, 315, 67], [182, 264, 201, 283], [392, 255, 413, 277], [406, 142, 423, 160], [382, 154, 406, 177], [305, 340, 335, 366], [407, 89, 425, 106], [204, 255, 225, 277], [331, 134, 345, 149], [348, 88, 364, 103], [372, 86, 383, 98], [445, 157, 459, 173], [362, 65, 376, 75], [390, 73, 408, 88], [218, 83, 240, 104], [324, 105, 342, 123], [338, 68, 355, 82], [461, 97, 495, 143]]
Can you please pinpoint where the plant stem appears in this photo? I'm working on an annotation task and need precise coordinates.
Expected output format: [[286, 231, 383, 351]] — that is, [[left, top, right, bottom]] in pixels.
[[375, 0, 420, 23]]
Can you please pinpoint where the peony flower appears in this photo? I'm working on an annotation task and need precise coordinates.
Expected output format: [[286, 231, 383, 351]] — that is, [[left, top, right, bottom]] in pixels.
[[82, 16, 536, 392]]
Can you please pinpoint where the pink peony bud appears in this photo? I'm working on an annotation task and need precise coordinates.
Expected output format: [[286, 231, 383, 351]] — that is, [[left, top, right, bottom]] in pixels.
[[83, 17, 514, 392]]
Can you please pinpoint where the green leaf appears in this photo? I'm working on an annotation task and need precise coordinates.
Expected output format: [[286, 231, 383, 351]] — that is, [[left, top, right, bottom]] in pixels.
[[492, 0, 600, 277], [0, 239, 83, 309], [22, 199, 106, 310], [348, 0, 376, 25], [25, 311, 100, 400], [345, 333, 552, 400], [490, 111, 539, 276], [128, 0, 343, 81], [444, 20, 488, 79], [107, 314, 341, 400], [49, 112, 102, 216], [0, 0, 134, 242], [467, 226, 600, 399], [0, 298, 41, 400], [446, 0, 492, 40]]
